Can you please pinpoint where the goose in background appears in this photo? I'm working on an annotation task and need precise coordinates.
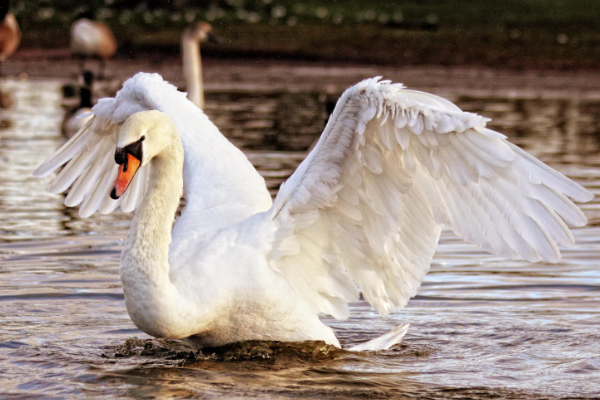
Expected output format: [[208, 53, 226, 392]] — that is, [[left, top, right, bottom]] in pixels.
[[62, 71, 94, 138], [34, 73, 593, 351], [0, 0, 20, 77], [71, 12, 117, 80], [181, 22, 218, 109]]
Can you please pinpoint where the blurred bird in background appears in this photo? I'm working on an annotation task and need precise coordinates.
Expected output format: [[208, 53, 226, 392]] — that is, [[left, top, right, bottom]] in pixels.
[[62, 70, 94, 137], [70, 11, 116, 80], [0, 0, 20, 77], [181, 22, 218, 109]]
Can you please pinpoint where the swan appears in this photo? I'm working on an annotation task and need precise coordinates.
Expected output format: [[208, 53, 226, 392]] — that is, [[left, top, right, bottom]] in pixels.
[[181, 22, 218, 109], [70, 13, 117, 79], [34, 73, 593, 351], [63, 71, 94, 138], [0, 0, 19, 77]]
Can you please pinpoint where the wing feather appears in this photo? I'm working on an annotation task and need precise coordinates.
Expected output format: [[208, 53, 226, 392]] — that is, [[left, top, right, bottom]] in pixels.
[[266, 77, 593, 318], [81, 167, 118, 217], [34, 118, 97, 178], [32, 76, 168, 217]]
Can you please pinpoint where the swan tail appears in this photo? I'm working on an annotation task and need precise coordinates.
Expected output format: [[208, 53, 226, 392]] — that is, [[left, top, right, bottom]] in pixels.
[[348, 323, 410, 352]]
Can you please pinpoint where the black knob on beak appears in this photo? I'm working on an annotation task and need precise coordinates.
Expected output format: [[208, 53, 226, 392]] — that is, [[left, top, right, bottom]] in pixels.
[[114, 148, 129, 171], [115, 148, 126, 165]]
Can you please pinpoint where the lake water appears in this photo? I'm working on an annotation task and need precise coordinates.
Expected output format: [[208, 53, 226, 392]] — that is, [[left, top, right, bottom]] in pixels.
[[0, 78, 599, 399]]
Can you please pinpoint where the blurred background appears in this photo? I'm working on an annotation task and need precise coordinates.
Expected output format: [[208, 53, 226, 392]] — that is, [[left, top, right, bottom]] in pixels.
[[11, 0, 600, 68]]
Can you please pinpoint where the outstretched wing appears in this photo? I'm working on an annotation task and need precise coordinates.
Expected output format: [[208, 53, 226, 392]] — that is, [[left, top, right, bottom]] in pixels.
[[33, 77, 158, 217], [267, 77, 593, 319]]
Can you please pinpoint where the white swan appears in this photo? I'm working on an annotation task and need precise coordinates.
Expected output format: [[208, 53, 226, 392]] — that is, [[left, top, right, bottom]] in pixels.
[[34, 73, 593, 351], [181, 22, 217, 109]]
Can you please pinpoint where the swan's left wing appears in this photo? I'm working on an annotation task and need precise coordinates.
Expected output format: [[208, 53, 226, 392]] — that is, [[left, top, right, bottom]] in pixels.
[[266, 77, 593, 320]]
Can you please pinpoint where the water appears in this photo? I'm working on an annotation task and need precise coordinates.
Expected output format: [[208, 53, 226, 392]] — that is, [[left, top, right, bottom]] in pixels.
[[0, 78, 599, 399]]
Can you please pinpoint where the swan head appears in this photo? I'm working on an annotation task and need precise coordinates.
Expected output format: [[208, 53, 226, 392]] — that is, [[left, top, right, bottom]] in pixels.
[[110, 110, 177, 199], [183, 22, 219, 44]]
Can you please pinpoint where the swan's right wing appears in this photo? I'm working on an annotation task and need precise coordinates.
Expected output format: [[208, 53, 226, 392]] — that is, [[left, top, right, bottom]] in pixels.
[[33, 87, 153, 217], [265, 78, 593, 320]]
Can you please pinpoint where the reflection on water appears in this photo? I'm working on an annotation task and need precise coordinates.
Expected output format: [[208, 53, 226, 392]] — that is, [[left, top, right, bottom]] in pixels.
[[0, 79, 599, 399]]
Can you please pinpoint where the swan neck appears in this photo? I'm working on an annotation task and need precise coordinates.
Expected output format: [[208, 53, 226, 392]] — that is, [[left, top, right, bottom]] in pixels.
[[182, 33, 204, 109], [123, 143, 183, 281], [119, 137, 184, 340]]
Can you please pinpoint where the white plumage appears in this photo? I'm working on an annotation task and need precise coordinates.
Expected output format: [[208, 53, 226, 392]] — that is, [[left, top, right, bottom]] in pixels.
[[34, 73, 592, 351]]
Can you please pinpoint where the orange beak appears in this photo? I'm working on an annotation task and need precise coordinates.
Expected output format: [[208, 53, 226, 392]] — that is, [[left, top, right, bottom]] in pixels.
[[110, 153, 141, 199]]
